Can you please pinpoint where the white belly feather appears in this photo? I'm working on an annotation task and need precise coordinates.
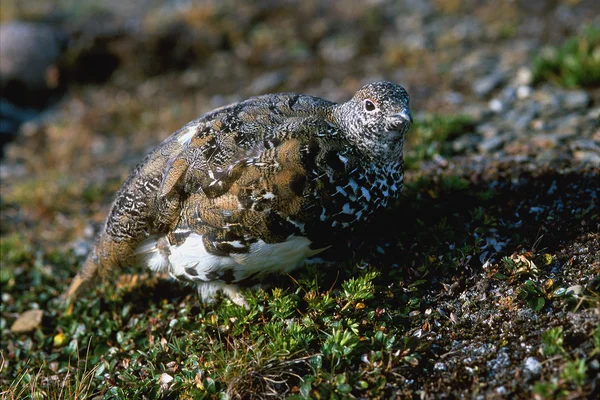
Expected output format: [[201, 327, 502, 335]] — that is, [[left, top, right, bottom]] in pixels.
[[136, 233, 326, 283]]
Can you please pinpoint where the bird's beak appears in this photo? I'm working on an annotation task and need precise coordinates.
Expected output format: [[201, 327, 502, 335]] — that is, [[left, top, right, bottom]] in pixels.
[[396, 109, 413, 124], [389, 109, 413, 130]]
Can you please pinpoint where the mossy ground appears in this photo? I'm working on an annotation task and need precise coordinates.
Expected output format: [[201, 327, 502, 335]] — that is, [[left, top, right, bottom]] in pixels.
[[2, 117, 598, 398]]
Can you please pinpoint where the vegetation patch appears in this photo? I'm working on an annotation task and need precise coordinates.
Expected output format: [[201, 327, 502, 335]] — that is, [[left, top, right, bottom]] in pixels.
[[404, 114, 475, 169], [533, 25, 600, 88]]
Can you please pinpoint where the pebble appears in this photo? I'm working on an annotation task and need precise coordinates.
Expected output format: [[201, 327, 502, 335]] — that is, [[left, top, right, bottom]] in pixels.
[[159, 373, 174, 391], [531, 134, 558, 149], [565, 285, 583, 296], [0, 21, 66, 95], [478, 135, 505, 153], [10, 309, 44, 333], [516, 85, 532, 99], [476, 123, 500, 138], [534, 90, 561, 115], [472, 71, 506, 97], [515, 67, 533, 86], [495, 386, 508, 395], [489, 99, 504, 113], [433, 362, 447, 372], [524, 357, 542, 377], [487, 348, 511, 376], [452, 133, 481, 154], [562, 90, 590, 110]]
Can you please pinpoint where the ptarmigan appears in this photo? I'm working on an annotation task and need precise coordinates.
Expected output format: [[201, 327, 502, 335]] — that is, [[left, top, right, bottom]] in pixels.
[[65, 81, 412, 307]]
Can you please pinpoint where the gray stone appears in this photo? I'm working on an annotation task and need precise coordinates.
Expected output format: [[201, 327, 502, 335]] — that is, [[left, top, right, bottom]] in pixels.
[[515, 67, 533, 86], [489, 99, 504, 113], [534, 89, 561, 116], [562, 91, 590, 110], [565, 285, 583, 296], [472, 71, 506, 97], [478, 135, 505, 153], [524, 357, 542, 377], [517, 85, 532, 99], [476, 123, 500, 138], [453, 134, 481, 154], [433, 362, 447, 372], [573, 151, 600, 165], [0, 22, 66, 93]]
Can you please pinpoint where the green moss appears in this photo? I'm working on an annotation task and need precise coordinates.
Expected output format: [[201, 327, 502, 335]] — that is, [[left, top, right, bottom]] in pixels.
[[405, 114, 474, 169], [542, 326, 565, 357], [533, 25, 600, 88], [0, 233, 34, 266]]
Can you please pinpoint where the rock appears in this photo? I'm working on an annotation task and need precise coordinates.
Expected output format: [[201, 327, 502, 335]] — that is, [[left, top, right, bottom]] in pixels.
[[472, 71, 506, 97], [516, 85, 532, 99], [0, 99, 40, 150], [562, 90, 590, 110], [452, 134, 481, 154], [515, 67, 533, 86], [445, 91, 464, 105], [524, 357, 542, 377], [498, 86, 517, 103], [489, 99, 504, 113], [478, 135, 505, 153], [462, 104, 489, 121], [0, 21, 66, 106], [11, 309, 43, 333], [495, 386, 508, 395], [573, 151, 600, 165], [565, 285, 583, 296], [552, 114, 581, 138], [507, 103, 540, 130], [531, 133, 558, 149], [433, 362, 447, 371], [476, 123, 500, 138], [487, 348, 511, 375], [571, 139, 600, 152], [534, 89, 561, 116], [159, 372, 174, 391]]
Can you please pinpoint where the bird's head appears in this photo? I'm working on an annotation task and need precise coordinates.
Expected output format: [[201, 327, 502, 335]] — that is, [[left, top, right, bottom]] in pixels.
[[333, 81, 412, 163]]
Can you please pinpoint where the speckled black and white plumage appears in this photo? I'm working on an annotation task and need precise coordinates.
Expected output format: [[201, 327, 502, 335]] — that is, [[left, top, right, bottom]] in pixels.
[[66, 81, 412, 307]]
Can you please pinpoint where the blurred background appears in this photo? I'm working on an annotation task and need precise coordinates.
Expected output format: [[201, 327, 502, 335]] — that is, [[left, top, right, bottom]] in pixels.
[[1, 2, 599, 397], [0, 0, 598, 245]]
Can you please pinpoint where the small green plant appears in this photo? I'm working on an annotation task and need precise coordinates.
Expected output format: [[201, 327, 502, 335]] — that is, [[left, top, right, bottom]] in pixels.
[[321, 328, 360, 372], [405, 114, 474, 168], [561, 358, 587, 388], [517, 279, 547, 311], [542, 326, 565, 357], [533, 25, 600, 88], [340, 270, 378, 304]]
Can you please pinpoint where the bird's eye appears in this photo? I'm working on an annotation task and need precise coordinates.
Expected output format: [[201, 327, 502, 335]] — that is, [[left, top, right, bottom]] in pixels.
[[364, 100, 376, 112]]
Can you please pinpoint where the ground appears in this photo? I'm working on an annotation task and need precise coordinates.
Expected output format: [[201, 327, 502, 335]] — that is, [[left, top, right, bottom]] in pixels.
[[0, 1, 599, 399]]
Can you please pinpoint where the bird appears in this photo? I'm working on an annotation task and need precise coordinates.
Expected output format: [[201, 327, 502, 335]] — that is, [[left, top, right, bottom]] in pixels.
[[65, 81, 412, 307]]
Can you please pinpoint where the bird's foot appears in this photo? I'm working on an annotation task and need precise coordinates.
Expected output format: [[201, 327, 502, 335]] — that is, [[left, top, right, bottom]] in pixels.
[[196, 281, 249, 309]]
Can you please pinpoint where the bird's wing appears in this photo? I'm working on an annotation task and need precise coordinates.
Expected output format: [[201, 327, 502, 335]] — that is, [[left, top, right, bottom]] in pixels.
[[151, 96, 339, 259]]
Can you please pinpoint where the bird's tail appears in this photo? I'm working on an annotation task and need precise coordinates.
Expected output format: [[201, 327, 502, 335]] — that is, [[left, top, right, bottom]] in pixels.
[[63, 251, 101, 303], [63, 236, 127, 304]]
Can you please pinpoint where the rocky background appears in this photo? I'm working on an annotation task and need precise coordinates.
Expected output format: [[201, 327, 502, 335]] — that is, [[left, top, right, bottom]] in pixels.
[[1, 0, 599, 399]]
